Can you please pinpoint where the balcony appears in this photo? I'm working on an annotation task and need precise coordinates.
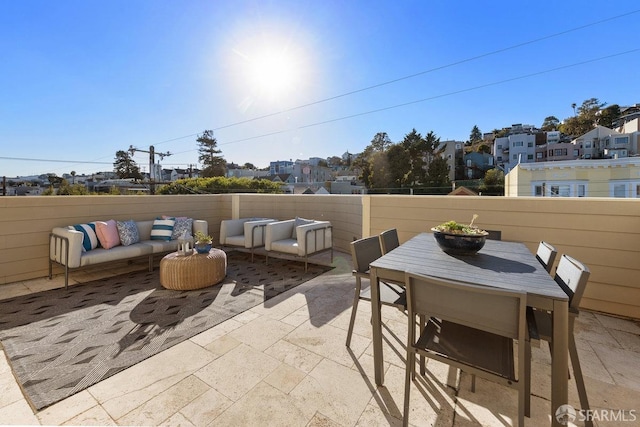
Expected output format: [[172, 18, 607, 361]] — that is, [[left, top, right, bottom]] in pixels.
[[1, 194, 639, 425]]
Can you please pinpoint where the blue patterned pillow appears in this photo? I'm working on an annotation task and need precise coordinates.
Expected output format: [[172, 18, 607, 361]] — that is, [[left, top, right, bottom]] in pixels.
[[150, 218, 175, 241], [116, 220, 140, 246], [70, 223, 99, 252], [171, 217, 193, 240]]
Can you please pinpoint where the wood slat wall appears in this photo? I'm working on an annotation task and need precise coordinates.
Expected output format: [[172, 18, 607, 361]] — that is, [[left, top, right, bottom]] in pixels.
[[1, 194, 638, 319]]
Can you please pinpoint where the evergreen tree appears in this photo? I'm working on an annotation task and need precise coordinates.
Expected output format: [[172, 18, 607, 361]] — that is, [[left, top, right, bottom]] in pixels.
[[113, 150, 142, 180], [197, 130, 226, 177]]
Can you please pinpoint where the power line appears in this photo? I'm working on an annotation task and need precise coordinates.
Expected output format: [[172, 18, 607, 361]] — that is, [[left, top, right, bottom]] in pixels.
[[151, 8, 640, 147]]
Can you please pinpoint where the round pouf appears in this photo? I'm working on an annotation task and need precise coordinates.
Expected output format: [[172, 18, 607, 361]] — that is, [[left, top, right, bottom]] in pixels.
[[160, 249, 227, 290]]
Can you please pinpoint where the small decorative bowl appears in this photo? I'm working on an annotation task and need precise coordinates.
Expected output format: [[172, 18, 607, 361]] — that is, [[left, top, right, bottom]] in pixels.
[[431, 228, 488, 255]]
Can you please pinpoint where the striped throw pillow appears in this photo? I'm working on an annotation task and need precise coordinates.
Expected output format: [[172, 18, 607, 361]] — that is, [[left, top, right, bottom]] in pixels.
[[71, 223, 99, 252], [150, 218, 175, 241]]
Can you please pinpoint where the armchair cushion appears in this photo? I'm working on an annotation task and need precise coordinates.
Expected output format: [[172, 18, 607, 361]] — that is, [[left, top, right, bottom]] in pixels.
[[292, 217, 315, 238]]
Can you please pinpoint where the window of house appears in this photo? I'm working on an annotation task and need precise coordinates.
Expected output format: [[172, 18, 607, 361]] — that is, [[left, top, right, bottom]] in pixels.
[[497, 156, 503, 162], [573, 149, 579, 157], [585, 142, 592, 148], [534, 185, 544, 196], [528, 142, 533, 147], [512, 154, 518, 160], [615, 137, 629, 145], [550, 185, 570, 197], [577, 184, 586, 197], [636, 185, 640, 197], [613, 184, 626, 198], [554, 149, 563, 156], [513, 141, 524, 147], [488, 157, 494, 165], [447, 154, 452, 160], [536, 152, 543, 159], [497, 144, 502, 149], [527, 154, 534, 160], [466, 159, 472, 167]]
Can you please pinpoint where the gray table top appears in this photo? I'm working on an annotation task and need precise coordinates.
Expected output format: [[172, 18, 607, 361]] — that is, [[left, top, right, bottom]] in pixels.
[[370, 233, 568, 305]]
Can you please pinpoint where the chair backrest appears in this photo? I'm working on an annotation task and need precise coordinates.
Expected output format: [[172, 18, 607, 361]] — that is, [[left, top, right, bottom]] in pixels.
[[485, 230, 502, 241], [536, 241, 558, 273], [554, 254, 590, 312], [350, 235, 383, 274], [405, 272, 526, 340], [379, 228, 400, 255]]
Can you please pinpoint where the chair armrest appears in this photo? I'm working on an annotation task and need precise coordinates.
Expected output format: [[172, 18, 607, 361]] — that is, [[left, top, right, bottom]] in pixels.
[[296, 221, 332, 256], [243, 219, 277, 248], [265, 220, 295, 250], [50, 227, 83, 268], [219, 219, 249, 244]]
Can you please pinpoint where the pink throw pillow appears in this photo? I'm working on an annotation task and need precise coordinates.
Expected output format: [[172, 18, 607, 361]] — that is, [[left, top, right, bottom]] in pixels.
[[95, 220, 121, 249]]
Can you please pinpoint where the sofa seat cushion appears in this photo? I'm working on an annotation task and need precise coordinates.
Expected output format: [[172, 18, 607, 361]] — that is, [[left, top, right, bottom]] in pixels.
[[269, 238, 299, 255], [79, 244, 153, 267], [142, 240, 179, 254]]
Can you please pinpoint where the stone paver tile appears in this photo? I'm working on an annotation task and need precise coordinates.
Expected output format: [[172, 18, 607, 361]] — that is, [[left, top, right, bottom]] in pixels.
[[162, 411, 196, 427], [232, 309, 262, 324], [203, 334, 242, 359], [250, 292, 309, 320], [355, 403, 403, 427], [264, 362, 307, 394], [189, 317, 243, 348], [264, 340, 323, 373], [592, 345, 640, 392], [284, 321, 369, 368], [36, 390, 99, 426], [179, 388, 233, 427], [212, 381, 310, 427], [89, 340, 216, 420], [307, 411, 342, 427], [62, 404, 116, 426], [455, 375, 552, 426], [0, 371, 26, 409], [609, 329, 640, 353], [290, 358, 376, 426], [0, 282, 33, 300], [594, 313, 640, 335], [195, 343, 280, 401], [281, 305, 318, 328], [229, 317, 295, 352], [0, 399, 41, 426], [574, 314, 621, 348], [117, 375, 210, 426]]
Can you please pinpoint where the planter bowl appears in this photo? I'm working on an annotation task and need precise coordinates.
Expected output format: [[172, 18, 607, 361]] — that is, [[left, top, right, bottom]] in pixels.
[[195, 243, 212, 254], [431, 228, 488, 255]]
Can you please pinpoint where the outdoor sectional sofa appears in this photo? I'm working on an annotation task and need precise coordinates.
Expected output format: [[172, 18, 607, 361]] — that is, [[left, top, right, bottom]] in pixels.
[[264, 218, 333, 271], [49, 217, 208, 289]]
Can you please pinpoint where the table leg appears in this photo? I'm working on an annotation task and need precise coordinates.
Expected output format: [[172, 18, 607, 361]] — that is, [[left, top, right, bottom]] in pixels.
[[551, 299, 569, 427], [370, 267, 384, 386]]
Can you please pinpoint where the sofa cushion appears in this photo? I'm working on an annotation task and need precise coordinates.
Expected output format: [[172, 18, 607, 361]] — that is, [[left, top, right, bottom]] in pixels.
[[172, 217, 193, 240], [292, 217, 315, 239], [95, 220, 121, 249], [71, 223, 99, 252], [150, 218, 175, 241], [116, 220, 140, 246]]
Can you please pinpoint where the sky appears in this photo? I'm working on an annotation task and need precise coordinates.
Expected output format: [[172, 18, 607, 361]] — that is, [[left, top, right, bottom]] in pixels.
[[1, 0, 639, 178]]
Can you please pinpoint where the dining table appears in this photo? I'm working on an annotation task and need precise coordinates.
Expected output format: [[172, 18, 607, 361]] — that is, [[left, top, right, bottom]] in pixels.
[[369, 232, 570, 427]]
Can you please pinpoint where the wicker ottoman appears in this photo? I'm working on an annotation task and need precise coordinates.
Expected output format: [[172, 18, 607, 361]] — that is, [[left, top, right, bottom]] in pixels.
[[160, 249, 227, 290]]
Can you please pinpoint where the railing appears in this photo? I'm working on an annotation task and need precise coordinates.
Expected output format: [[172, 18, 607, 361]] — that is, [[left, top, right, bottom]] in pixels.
[[0, 194, 638, 319]]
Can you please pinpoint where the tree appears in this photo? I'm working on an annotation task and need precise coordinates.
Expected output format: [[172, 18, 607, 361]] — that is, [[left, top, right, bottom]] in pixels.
[[598, 104, 621, 128], [370, 132, 392, 152], [425, 157, 450, 192], [469, 125, 482, 144], [242, 162, 255, 169], [541, 116, 560, 131], [197, 130, 226, 177], [70, 170, 76, 184], [480, 168, 504, 196], [560, 98, 608, 137], [113, 150, 142, 179]]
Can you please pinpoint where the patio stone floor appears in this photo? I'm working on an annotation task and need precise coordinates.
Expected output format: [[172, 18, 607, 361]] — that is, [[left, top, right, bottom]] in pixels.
[[1, 251, 639, 426]]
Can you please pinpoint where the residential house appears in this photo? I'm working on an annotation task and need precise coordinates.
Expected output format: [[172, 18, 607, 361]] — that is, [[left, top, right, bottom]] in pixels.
[[462, 151, 494, 179]]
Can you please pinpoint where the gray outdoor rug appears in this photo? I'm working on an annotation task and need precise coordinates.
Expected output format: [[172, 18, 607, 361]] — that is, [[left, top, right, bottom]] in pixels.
[[0, 251, 331, 410]]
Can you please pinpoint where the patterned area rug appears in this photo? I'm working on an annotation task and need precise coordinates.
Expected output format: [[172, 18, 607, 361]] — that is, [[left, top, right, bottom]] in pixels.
[[0, 251, 331, 410]]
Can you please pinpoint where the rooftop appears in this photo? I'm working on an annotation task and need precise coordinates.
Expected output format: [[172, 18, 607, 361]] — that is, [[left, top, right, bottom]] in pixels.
[[1, 251, 639, 426]]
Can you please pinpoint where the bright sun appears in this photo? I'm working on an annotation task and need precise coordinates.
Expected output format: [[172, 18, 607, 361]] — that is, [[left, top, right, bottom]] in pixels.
[[233, 33, 307, 103]]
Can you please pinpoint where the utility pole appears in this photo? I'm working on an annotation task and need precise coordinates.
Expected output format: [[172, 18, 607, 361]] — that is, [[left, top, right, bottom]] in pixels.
[[128, 145, 171, 195]]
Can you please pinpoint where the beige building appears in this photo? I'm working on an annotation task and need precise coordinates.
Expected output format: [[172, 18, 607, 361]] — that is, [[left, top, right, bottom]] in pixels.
[[505, 157, 640, 197]]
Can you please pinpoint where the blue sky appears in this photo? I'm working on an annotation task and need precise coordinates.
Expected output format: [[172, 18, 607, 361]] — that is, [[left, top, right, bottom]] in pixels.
[[2, 0, 639, 178]]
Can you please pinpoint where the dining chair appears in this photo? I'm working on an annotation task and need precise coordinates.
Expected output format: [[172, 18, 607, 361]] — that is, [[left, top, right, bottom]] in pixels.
[[379, 228, 400, 255], [535, 241, 558, 273], [530, 254, 592, 425], [346, 235, 406, 347], [485, 229, 502, 240], [403, 272, 529, 427]]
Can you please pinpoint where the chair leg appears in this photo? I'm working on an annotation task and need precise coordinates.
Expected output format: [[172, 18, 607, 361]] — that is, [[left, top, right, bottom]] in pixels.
[[569, 332, 592, 427], [346, 277, 362, 347], [525, 338, 532, 417], [403, 348, 415, 427], [418, 315, 426, 376]]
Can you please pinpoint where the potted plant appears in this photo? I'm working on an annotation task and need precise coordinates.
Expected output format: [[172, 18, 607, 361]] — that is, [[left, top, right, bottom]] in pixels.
[[194, 231, 213, 254], [431, 214, 488, 255]]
